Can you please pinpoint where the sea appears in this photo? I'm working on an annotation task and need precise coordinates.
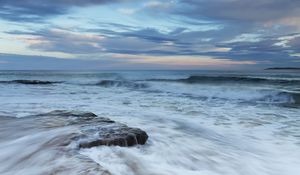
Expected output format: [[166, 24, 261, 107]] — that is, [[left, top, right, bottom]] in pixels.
[[0, 70, 299, 175]]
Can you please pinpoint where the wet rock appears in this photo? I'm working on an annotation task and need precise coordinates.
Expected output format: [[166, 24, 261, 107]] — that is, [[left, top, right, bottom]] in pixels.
[[0, 111, 134, 175], [79, 126, 148, 148], [0, 80, 61, 85], [29, 110, 149, 148], [13, 80, 61, 84], [30, 110, 115, 128]]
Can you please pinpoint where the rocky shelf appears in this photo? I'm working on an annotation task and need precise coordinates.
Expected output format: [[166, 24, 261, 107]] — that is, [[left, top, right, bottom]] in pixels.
[[36, 110, 149, 148], [4, 110, 149, 149]]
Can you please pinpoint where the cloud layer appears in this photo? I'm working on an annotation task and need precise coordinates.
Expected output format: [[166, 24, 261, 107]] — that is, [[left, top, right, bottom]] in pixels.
[[1, 0, 300, 69], [0, 0, 129, 22]]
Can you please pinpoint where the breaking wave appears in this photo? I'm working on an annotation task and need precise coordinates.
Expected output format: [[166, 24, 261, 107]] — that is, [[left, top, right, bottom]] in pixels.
[[148, 75, 300, 85], [147, 81, 300, 106], [96, 80, 148, 89], [247, 91, 300, 105], [185, 90, 300, 105]]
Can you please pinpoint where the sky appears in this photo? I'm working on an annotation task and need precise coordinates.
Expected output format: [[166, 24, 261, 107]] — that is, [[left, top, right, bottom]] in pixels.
[[0, 0, 300, 70]]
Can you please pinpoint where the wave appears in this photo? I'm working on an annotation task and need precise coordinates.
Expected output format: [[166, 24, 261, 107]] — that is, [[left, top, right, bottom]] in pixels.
[[96, 80, 148, 89], [148, 75, 300, 85], [187, 90, 299, 104], [183, 90, 300, 106], [254, 91, 300, 105], [284, 92, 300, 105], [0, 80, 62, 85], [147, 83, 300, 106]]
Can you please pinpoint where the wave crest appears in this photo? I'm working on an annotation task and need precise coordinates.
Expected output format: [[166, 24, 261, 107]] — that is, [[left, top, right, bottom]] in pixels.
[[148, 75, 300, 85], [96, 80, 148, 89]]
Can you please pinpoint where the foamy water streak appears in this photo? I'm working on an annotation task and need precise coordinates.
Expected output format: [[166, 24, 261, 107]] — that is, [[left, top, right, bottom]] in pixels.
[[0, 116, 109, 175], [0, 70, 300, 175]]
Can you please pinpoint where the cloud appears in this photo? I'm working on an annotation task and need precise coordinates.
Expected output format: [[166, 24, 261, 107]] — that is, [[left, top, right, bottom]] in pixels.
[[177, 0, 300, 23], [0, 60, 8, 64], [9, 28, 105, 54], [2, 0, 300, 69], [0, 53, 103, 70], [2, 53, 237, 70], [7, 27, 178, 55], [117, 1, 175, 15], [0, 0, 131, 22], [288, 35, 300, 51], [111, 54, 256, 68], [7, 24, 300, 68]]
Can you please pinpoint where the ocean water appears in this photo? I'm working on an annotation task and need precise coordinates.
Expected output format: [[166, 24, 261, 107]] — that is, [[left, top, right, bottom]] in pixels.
[[0, 70, 300, 175]]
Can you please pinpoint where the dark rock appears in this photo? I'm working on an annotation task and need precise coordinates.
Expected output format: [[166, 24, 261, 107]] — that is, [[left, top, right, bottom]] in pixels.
[[28, 110, 149, 148], [0, 111, 139, 175], [79, 127, 148, 148], [12, 80, 60, 84], [0, 80, 62, 85]]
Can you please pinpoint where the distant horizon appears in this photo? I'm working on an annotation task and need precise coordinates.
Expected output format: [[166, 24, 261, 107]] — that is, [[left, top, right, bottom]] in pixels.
[[1, 67, 299, 71]]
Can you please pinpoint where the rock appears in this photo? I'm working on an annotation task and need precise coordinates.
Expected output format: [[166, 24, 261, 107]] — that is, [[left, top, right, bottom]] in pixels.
[[79, 126, 148, 148], [28, 110, 149, 148], [0, 111, 140, 175], [12, 80, 60, 84]]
